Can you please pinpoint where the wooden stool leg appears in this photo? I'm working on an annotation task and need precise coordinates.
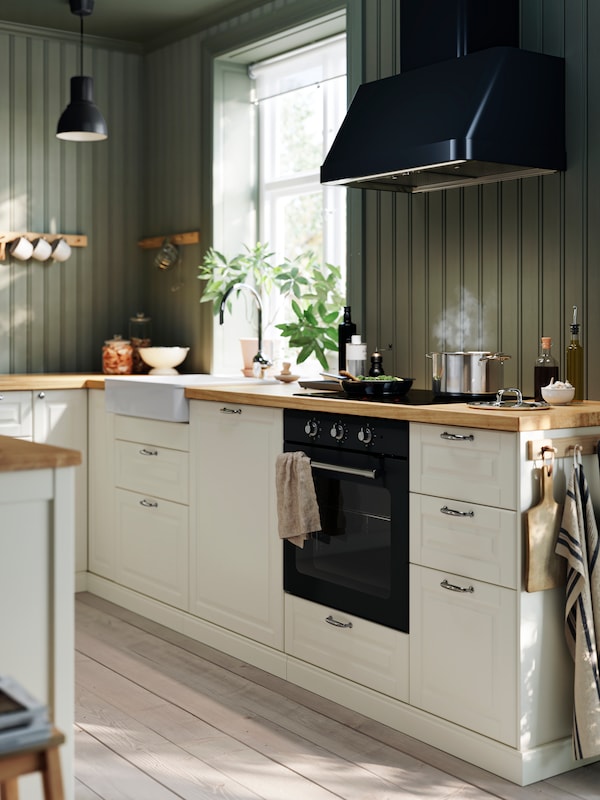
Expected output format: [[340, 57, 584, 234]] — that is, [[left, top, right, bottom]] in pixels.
[[42, 746, 64, 800]]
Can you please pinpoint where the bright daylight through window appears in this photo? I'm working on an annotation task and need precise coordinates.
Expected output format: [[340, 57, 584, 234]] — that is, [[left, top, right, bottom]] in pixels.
[[207, 32, 347, 376]]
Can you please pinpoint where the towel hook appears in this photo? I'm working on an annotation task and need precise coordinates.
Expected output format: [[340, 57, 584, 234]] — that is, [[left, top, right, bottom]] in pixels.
[[572, 443, 583, 468], [540, 445, 556, 477]]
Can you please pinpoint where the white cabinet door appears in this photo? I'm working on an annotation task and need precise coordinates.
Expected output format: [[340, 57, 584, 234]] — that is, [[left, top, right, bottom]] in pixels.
[[115, 488, 188, 610], [189, 400, 284, 649], [410, 423, 518, 509], [410, 564, 518, 746], [410, 493, 519, 589], [285, 595, 409, 700], [33, 390, 88, 578], [88, 390, 116, 581], [0, 390, 32, 437]]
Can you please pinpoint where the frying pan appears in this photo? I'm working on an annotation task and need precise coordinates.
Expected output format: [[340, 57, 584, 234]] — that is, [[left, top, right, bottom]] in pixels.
[[341, 377, 414, 397], [322, 372, 414, 397]]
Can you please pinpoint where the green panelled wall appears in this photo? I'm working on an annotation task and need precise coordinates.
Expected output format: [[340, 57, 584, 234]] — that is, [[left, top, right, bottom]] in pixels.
[[1, 1, 598, 398], [0, 25, 142, 373], [357, 0, 599, 398]]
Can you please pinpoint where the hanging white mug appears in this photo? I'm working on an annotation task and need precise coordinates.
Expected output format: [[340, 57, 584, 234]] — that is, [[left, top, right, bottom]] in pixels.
[[9, 237, 33, 261], [31, 238, 52, 261], [51, 238, 72, 262]]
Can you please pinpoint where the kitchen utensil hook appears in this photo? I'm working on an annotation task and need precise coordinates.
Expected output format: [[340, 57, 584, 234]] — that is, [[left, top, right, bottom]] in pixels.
[[540, 445, 556, 478], [573, 443, 583, 468]]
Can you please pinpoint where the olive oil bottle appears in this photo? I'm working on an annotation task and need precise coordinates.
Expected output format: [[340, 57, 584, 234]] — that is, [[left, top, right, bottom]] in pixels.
[[566, 305, 584, 401]]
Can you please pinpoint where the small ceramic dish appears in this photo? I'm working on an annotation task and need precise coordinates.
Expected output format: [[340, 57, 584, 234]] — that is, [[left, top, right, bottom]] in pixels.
[[541, 384, 575, 405]]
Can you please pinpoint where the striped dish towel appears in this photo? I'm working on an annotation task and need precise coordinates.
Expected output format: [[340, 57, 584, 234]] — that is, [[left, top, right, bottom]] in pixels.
[[555, 454, 600, 759]]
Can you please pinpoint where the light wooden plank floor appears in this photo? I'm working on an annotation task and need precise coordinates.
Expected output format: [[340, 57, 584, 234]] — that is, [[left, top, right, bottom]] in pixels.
[[74, 593, 600, 800]]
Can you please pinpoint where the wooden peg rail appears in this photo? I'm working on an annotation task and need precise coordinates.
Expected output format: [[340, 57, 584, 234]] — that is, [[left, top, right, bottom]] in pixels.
[[138, 231, 200, 249], [527, 435, 600, 461], [0, 232, 88, 261]]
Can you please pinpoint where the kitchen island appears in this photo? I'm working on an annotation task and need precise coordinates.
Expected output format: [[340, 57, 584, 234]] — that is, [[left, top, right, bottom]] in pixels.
[[0, 435, 80, 800]]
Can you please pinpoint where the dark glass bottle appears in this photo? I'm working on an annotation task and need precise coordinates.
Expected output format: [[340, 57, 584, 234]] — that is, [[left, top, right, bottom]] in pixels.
[[338, 306, 356, 373], [533, 336, 559, 401]]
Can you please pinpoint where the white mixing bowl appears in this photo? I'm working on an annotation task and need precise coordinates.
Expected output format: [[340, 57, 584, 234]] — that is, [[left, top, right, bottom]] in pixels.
[[138, 346, 189, 375]]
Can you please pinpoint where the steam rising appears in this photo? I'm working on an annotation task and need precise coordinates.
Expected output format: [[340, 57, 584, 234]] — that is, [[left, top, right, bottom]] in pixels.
[[433, 288, 493, 351]]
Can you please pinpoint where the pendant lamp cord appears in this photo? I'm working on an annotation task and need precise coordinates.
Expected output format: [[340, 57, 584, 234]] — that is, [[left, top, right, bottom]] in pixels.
[[79, 14, 84, 76]]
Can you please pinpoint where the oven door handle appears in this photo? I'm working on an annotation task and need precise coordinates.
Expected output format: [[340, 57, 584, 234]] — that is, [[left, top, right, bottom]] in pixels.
[[310, 461, 379, 480]]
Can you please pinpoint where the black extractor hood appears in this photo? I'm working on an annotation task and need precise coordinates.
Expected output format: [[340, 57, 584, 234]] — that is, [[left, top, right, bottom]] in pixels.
[[321, 0, 566, 193]]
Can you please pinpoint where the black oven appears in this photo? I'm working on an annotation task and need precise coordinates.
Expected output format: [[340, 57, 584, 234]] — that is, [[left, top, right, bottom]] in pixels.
[[283, 409, 409, 632]]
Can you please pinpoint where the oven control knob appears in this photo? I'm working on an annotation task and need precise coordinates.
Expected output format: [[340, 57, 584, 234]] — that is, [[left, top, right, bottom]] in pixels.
[[358, 425, 374, 445], [330, 421, 347, 441], [304, 419, 320, 438]]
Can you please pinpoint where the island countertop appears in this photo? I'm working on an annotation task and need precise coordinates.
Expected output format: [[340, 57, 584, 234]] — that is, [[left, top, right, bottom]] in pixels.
[[0, 435, 81, 472]]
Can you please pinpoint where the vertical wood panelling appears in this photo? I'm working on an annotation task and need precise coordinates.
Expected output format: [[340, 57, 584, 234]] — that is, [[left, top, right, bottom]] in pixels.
[[359, 0, 599, 399], [0, 23, 142, 374]]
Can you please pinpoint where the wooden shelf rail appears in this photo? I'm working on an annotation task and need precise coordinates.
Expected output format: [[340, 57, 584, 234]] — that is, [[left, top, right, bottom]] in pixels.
[[138, 231, 200, 250], [527, 435, 600, 461], [0, 232, 87, 261]]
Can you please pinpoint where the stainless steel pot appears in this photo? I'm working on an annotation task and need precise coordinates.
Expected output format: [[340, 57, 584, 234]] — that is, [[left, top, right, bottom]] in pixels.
[[427, 351, 511, 396]]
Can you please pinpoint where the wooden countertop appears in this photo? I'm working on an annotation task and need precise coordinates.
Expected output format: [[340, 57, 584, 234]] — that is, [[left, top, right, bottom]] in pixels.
[[183, 382, 600, 432], [0, 436, 81, 472], [0, 373, 104, 390], [1, 373, 600, 432]]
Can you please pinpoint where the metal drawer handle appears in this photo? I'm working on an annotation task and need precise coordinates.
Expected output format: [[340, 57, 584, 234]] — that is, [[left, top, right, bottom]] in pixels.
[[441, 578, 474, 594], [325, 615, 353, 629], [140, 499, 158, 508], [440, 431, 475, 442], [220, 407, 242, 414], [440, 505, 474, 518], [139, 448, 158, 456]]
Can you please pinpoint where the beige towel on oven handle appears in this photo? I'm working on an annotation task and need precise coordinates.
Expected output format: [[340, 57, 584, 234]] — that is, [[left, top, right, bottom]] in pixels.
[[276, 451, 321, 548]]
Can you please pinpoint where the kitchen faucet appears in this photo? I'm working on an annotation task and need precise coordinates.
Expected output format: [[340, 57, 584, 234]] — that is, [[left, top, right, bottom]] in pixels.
[[219, 283, 272, 377]]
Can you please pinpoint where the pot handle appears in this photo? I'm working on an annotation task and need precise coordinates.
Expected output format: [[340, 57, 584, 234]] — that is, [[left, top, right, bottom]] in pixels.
[[479, 352, 511, 362]]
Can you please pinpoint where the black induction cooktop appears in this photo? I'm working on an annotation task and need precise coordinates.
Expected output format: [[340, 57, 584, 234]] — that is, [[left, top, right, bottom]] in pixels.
[[293, 388, 491, 405]]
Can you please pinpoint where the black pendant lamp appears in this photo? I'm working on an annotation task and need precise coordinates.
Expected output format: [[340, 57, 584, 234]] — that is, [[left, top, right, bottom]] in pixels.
[[56, 0, 107, 142]]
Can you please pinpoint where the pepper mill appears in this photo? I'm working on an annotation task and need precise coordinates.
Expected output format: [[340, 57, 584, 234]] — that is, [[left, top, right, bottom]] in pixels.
[[369, 348, 384, 377]]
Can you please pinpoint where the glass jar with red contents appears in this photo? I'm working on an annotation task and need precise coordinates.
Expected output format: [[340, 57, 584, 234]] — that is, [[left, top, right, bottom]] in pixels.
[[102, 335, 133, 374]]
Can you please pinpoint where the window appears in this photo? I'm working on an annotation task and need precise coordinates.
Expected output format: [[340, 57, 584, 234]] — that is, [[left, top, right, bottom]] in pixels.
[[212, 28, 347, 374], [252, 36, 346, 272]]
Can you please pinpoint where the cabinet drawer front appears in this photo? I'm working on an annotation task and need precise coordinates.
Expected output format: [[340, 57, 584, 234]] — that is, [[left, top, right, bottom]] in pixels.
[[0, 391, 32, 437], [114, 414, 189, 451], [115, 489, 188, 609], [410, 494, 519, 588], [115, 440, 188, 504], [410, 564, 517, 746], [285, 595, 409, 701], [410, 423, 517, 508]]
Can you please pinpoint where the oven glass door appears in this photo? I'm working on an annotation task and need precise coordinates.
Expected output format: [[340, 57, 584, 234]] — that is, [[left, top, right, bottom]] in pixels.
[[283, 443, 408, 631]]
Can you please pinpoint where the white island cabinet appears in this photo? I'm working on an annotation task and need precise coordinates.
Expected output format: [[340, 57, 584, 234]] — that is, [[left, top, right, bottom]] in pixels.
[[0, 436, 79, 800], [0, 389, 88, 588], [188, 400, 285, 669]]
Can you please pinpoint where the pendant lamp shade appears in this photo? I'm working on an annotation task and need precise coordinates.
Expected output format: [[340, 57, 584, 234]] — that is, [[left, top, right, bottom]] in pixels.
[[56, 0, 107, 142], [56, 76, 107, 141]]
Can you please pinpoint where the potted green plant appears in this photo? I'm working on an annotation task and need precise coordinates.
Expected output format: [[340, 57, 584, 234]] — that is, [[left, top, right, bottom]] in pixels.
[[198, 243, 344, 370]]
